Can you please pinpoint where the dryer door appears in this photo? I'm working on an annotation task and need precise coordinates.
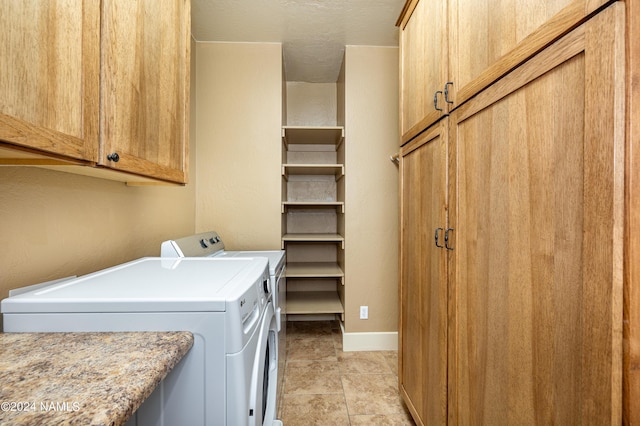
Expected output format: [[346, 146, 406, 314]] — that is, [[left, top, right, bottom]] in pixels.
[[250, 301, 279, 426]]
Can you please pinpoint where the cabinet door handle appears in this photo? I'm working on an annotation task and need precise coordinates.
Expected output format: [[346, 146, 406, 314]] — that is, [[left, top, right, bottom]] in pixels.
[[107, 152, 120, 162], [444, 228, 455, 250], [433, 90, 443, 112], [444, 82, 454, 104], [435, 227, 444, 248]]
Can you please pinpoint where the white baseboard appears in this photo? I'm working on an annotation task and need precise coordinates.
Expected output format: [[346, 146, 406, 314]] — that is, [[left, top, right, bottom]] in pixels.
[[283, 316, 399, 352], [341, 325, 398, 352]]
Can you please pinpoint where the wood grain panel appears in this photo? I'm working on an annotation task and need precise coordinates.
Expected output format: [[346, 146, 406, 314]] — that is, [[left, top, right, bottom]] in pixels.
[[448, 4, 624, 424], [449, 0, 611, 108], [101, 0, 190, 183], [399, 121, 448, 426], [0, 0, 100, 161], [624, 0, 640, 423]]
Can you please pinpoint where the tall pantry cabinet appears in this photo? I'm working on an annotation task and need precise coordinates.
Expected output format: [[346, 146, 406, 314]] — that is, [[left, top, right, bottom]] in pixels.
[[398, 1, 627, 425]]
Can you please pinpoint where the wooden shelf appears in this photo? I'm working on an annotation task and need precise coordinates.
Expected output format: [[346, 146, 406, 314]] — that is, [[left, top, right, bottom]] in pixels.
[[282, 126, 344, 148], [286, 291, 344, 317], [282, 164, 344, 180], [286, 261, 344, 282], [282, 201, 344, 213], [281, 233, 344, 249]]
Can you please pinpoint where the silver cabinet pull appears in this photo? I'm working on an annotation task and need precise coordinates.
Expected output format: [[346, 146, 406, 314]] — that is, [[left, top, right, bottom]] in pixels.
[[444, 228, 455, 250], [435, 228, 444, 248]]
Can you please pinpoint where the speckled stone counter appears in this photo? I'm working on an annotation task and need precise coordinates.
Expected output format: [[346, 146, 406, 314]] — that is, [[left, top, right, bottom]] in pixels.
[[0, 332, 193, 426]]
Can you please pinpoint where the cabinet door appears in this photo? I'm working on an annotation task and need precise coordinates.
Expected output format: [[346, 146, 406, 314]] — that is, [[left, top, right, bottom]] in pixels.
[[0, 1, 100, 162], [399, 120, 448, 426], [398, 0, 448, 145], [101, 0, 190, 183], [450, 0, 611, 107], [448, 4, 624, 424]]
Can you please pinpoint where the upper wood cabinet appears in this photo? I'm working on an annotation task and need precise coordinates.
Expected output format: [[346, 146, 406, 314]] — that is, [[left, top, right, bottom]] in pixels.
[[397, 0, 611, 145], [100, 0, 190, 183], [0, 1, 101, 162], [0, 0, 190, 184], [397, 0, 448, 144], [450, 0, 610, 106]]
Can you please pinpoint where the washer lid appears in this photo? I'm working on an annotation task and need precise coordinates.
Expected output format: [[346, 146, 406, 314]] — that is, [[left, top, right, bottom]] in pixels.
[[1, 257, 268, 314]]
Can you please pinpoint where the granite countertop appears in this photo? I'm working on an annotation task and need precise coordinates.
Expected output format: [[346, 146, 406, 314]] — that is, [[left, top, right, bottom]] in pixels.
[[0, 331, 193, 426]]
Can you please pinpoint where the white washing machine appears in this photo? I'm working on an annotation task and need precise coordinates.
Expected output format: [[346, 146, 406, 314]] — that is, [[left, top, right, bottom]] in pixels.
[[160, 231, 286, 416], [1, 257, 279, 426]]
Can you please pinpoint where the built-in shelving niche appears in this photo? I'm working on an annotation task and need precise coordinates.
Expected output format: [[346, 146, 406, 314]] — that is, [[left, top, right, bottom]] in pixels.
[[281, 126, 345, 319]]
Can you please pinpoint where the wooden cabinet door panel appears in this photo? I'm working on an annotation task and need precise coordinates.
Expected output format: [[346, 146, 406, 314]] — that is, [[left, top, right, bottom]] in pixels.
[[399, 120, 448, 426], [448, 4, 624, 424], [0, 0, 100, 161], [626, 2, 640, 423], [450, 0, 611, 108], [398, 0, 447, 145], [101, 0, 190, 183]]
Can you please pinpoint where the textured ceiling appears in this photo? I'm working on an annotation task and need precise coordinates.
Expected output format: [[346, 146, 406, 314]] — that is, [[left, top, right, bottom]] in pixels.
[[191, 0, 405, 83]]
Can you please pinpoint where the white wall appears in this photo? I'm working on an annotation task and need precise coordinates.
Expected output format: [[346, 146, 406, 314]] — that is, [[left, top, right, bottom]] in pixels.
[[286, 82, 337, 126], [195, 42, 282, 250], [343, 46, 399, 334]]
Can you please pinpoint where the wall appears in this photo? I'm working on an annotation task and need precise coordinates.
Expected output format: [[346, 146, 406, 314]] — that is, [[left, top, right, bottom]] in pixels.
[[286, 82, 337, 126], [343, 46, 399, 335], [195, 42, 282, 250], [0, 40, 199, 330]]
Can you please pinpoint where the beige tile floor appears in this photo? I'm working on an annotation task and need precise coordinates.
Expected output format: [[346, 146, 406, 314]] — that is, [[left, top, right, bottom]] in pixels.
[[277, 320, 416, 425]]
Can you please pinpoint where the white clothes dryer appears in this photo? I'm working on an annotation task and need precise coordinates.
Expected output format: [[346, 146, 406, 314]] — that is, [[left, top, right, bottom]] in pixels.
[[1, 257, 278, 426], [161, 231, 287, 412]]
